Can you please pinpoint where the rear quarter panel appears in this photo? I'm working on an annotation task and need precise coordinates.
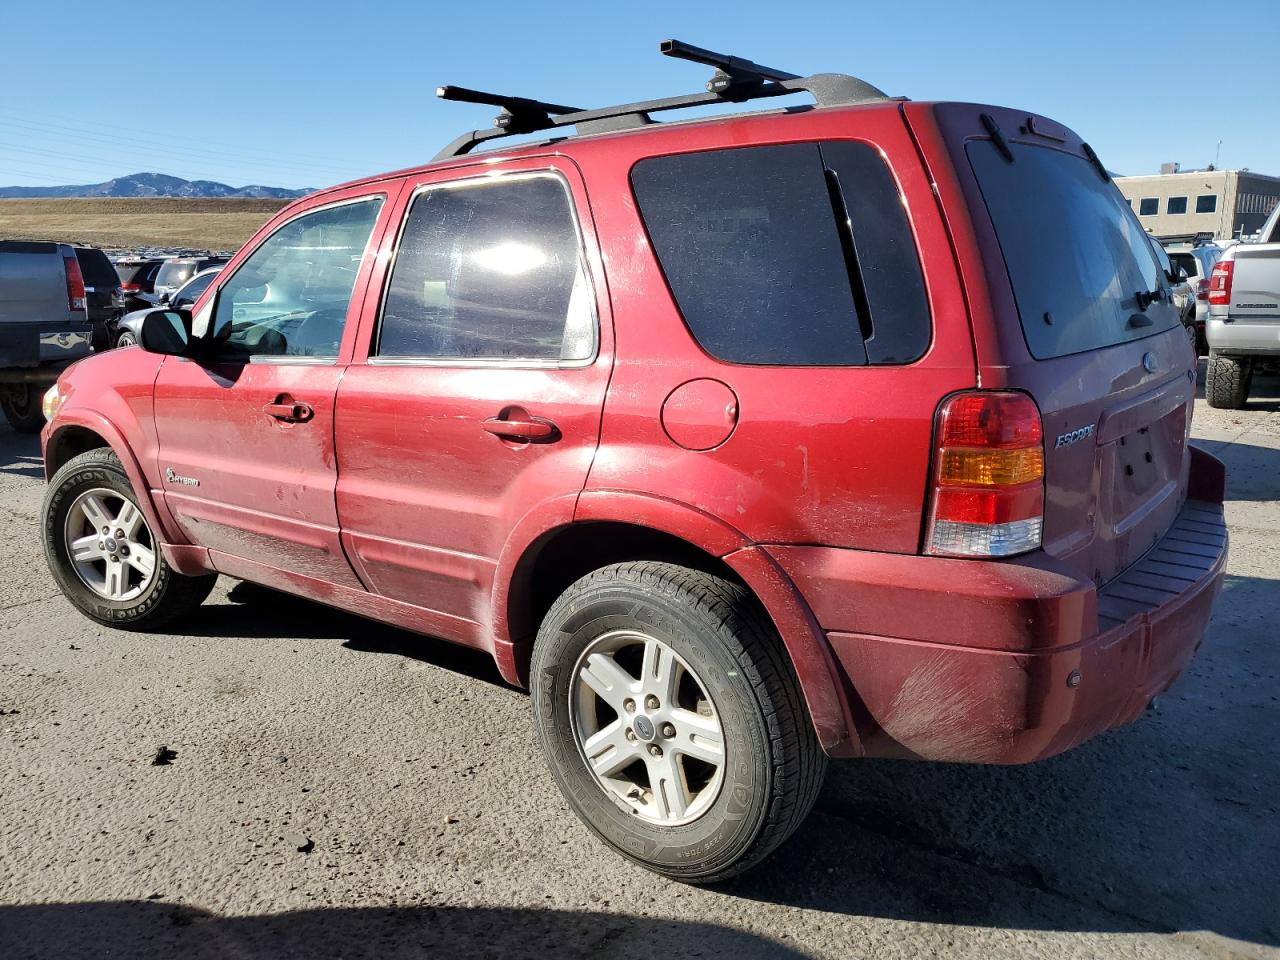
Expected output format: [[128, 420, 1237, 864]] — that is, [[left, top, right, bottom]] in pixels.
[[573, 105, 975, 554]]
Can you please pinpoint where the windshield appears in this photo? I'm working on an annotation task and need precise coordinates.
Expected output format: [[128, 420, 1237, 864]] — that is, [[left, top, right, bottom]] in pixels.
[[967, 140, 1179, 359]]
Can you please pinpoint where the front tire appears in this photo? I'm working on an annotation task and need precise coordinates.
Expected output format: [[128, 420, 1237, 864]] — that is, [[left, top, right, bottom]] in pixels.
[[1206, 352, 1252, 409], [531, 561, 826, 883], [2, 385, 45, 434], [42, 448, 216, 629]]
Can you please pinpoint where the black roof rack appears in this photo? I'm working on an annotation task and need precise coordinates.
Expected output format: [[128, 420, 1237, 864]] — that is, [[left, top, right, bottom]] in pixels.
[[433, 39, 890, 160]]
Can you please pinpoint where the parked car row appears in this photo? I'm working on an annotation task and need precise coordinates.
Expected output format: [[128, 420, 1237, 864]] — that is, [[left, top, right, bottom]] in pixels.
[[1160, 237, 1227, 355], [0, 245, 229, 432]]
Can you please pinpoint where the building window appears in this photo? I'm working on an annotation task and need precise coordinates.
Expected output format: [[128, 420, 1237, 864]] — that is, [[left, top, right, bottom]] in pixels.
[[1196, 194, 1217, 213], [1139, 198, 1159, 216], [1167, 196, 1188, 215]]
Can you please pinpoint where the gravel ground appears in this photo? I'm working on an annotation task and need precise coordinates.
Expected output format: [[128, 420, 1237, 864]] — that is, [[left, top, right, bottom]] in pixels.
[[1, 363, 1277, 960]]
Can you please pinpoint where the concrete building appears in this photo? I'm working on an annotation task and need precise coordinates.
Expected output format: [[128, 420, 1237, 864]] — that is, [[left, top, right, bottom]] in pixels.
[[1114, 165, 1280, 241]]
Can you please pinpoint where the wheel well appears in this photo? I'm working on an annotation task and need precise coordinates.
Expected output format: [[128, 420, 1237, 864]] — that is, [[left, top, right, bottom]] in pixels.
[[48, 426, 110, 474], [511, 521, 745, 671]]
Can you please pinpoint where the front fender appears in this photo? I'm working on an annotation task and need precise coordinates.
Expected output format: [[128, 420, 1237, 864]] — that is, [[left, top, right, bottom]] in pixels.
[[44, 410, 181, 548]]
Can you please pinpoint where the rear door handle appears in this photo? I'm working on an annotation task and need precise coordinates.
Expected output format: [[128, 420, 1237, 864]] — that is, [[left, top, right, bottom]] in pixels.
[[481, 412, 558, 441], [263, 396, 314, 423]]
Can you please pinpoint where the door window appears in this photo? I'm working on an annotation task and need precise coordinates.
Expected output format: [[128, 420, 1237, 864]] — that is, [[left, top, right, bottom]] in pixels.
[[199, 197, 383, 361], [376, 174, 595, 362]]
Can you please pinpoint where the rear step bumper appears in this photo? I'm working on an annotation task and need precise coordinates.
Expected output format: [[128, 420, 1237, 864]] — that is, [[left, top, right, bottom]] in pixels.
[[770, 448, 1228, 763]]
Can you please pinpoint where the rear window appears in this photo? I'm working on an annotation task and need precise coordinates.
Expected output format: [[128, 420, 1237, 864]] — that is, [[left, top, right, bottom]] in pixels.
[[155, 260, 197, 289], [967, 140, 1179, 360], [630, 141, 930, 366], [1169, 252, 1197, 278], [75, 248, 119, 286]]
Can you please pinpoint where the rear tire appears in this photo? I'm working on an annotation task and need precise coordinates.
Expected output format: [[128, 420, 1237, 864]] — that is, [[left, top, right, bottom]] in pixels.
[[1206, 352, 1252, 409], [1, 385, 45, 434], [115, 329, 138, 349], [530, 561, 826, 883], [42, 448, 217, 629]]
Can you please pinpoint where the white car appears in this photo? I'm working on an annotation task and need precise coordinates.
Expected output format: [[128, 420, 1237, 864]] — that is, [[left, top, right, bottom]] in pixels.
[[1166, 241, 1225, 354]]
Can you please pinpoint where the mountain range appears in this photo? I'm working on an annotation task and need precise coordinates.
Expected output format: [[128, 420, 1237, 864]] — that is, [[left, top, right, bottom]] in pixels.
[[0, 172, 313, 199]]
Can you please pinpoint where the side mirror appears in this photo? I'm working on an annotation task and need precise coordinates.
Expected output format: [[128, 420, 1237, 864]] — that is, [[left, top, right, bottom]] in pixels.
[[138, 309, 193, 356]]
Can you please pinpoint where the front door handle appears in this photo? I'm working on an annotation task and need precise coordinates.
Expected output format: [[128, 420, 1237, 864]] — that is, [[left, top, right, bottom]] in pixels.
[[263, 396, 314, 423], [481, 411, 558, 442]]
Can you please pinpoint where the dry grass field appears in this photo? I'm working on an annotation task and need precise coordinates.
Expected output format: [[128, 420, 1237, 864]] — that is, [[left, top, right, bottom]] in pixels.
[[0, 198, 292, 251]]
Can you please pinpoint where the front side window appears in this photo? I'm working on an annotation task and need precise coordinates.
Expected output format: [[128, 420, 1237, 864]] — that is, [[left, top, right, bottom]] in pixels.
[[1167, 196, 1188, 215], [201, 197, 383, 360], [1196, 194, 1217, 213], [376, 174, 594, 362], [1139, 198, 1159, 216]]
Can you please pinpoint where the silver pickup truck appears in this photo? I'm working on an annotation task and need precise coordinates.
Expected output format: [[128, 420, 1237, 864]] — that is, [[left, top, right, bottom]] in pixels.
[[0, 240, 93, 432], [1206, 204, 1280, 408]]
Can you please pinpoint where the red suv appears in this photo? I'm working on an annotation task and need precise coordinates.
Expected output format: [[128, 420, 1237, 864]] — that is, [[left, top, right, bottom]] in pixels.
[[38, 42, 1227, 882]]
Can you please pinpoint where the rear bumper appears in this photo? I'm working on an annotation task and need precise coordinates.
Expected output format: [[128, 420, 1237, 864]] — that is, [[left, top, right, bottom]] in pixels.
[[1206, 317, 1280, 355], [770, 450, 1227, 764]]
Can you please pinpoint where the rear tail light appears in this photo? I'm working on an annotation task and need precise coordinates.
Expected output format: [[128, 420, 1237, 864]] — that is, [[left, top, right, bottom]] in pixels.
[[63, 256, 86, 312], [925, 391, 1044, 558], [1208, 260, 1233, 306], [1195, 278, 1209, 302], [121, 282, 141, 292]]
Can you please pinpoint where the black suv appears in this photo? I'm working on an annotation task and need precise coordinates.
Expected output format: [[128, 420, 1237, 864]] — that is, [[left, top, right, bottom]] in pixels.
[[73, 246, 122, 351]]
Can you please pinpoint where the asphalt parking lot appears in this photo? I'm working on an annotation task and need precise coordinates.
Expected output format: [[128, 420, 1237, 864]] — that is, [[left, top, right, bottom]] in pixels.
[[1, 364, 1277, 960]]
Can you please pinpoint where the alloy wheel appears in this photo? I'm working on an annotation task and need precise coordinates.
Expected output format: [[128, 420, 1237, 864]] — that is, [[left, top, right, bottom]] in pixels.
[[62, 487, 156, 601], [570, 629, 726, 826]]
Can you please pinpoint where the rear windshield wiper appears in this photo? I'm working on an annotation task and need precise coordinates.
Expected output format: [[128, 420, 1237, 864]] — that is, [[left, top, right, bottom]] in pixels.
[[1081, 142, 1110, 182], [980, 113, 1014, 163]]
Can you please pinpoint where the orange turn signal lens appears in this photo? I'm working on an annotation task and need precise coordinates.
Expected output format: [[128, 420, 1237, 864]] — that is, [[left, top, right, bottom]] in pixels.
[[938, 447, 1044, 487]]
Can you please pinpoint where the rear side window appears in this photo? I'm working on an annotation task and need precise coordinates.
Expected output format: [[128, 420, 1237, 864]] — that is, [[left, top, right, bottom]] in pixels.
[[377, 174, 594, 362], [967, 140, 1179, 360], [630, 142, 930, 366]]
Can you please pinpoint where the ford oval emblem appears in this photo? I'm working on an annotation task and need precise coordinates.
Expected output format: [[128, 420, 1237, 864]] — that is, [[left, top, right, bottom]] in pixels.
[[1142, 352, 1158, 374]]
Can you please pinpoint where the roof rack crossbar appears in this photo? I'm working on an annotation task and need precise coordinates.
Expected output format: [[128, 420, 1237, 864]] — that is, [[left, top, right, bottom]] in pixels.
[[436, 85, 584, 135], [433, 40, 890, 161], [659, 38, 800, 95]]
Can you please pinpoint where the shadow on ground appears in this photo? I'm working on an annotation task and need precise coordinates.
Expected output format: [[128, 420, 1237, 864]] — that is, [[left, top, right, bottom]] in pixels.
[[0, 902, 806, 960], [0, 429, 43, 478], [188, 581, 512, 689], [727, 568, 1279, 948]]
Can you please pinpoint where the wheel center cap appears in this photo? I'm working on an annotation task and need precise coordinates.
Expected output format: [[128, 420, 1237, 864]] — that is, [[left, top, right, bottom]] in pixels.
[[632, 715, 656, 742], [104, 537, 118, 552]]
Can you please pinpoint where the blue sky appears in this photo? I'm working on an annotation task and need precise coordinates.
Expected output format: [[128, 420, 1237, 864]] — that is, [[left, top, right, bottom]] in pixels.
[[1, 0, 1274, 189]]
